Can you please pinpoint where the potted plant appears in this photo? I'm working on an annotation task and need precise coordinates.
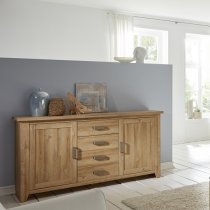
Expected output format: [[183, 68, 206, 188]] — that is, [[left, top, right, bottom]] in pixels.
[[193, 107, 202, 119]]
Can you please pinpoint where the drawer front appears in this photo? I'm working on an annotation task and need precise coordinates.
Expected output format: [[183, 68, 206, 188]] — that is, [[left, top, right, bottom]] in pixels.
[[78, 134, 119, 151], [78, 163, 119, 182], [78, 149, 119, 167], [78, 120, 119, 136]]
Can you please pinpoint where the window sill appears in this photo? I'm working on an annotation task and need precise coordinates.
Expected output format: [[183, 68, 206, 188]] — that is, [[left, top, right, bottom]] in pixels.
[[185, 117, 210, 121]]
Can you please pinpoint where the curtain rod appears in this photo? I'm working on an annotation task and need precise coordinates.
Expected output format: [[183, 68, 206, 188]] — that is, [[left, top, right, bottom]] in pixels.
[[133, 15, 210, 28], [107, 11, 210, 28]]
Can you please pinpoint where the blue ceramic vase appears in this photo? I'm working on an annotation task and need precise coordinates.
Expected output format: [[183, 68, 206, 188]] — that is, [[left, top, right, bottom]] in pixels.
[[29, 88, 50, 116]]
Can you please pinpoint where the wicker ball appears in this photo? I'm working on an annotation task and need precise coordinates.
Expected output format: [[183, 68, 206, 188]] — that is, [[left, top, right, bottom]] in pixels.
[[48, 98, 65, 116]]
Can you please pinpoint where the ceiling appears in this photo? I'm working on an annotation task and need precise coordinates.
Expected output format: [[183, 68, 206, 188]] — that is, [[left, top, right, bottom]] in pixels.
[[42, 0, 210, 24]]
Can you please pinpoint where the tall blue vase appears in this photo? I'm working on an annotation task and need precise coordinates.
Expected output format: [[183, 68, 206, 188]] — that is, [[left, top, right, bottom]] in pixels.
[[29, 88, 50, 116]]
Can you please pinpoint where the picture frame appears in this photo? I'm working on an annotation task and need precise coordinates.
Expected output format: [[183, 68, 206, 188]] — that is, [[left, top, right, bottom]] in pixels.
[[76, 83, 107, 113]]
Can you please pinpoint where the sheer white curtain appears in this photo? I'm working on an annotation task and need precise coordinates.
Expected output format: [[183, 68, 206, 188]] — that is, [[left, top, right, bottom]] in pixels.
[[108, 13, 134, 61]]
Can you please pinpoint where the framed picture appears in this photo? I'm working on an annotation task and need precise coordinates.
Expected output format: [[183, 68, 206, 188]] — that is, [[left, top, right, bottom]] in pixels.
[[76, 83, 107, 113]]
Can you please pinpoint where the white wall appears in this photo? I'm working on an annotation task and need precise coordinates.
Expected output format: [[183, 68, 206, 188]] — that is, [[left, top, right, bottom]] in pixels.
[[134, 18, 210, 144], [0, 0, 109, 61]]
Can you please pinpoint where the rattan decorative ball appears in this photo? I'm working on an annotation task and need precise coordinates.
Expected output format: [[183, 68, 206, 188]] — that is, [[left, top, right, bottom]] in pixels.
[[48, 98, 65, 116]]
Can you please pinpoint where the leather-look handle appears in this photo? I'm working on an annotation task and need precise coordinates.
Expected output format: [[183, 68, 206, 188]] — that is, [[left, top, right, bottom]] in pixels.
[[93, 141, 109, 146], [72, 147, 81, 160], [92, 126, 110, 131], [93, 155, 110, 161], [120, 142, 125, 153], [93, 170, 110, 176], [120, 142, 129, 154]]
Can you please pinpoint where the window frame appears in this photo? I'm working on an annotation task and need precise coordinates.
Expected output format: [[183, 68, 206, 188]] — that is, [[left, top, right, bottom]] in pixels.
[[133, 27, 168, 64], [185, 33, 210, 119]]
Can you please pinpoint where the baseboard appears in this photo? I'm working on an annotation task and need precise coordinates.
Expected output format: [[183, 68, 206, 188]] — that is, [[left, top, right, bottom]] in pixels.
[[0, 185, 15, 196], [161, 162, 174, 170]]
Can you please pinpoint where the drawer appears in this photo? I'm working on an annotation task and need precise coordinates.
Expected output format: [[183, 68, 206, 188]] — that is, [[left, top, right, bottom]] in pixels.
[[78, 134, 119, 151], [78, 149, 119, 167], [78, 120, 119, 136], [78, 163, 119, 182]]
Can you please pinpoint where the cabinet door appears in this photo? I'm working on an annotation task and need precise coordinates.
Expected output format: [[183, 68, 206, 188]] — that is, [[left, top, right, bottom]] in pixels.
[[122, 118, 155, 175], [29, 122, 77, 190]]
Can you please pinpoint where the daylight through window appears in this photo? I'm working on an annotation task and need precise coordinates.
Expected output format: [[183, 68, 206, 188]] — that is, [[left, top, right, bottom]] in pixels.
[[185, 33, 210, 119], [134, 27, 168, 64]]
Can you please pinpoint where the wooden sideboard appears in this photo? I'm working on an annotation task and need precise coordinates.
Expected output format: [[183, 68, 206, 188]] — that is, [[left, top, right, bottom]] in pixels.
[[14, 111, 163, 202]]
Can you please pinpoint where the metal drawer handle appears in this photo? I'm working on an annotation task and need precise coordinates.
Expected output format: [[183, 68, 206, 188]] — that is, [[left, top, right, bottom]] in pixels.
[[93, 170, 110, 176], [93, 141, 109, 146], [93, 155, 110, 161], [92, 126, 110, 131]]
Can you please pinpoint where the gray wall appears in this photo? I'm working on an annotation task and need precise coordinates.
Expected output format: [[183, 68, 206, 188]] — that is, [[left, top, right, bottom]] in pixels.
[[0, 58, 172, 187]]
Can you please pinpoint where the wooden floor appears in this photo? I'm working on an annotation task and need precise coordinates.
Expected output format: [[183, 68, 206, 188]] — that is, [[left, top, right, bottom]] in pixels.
[[1, 140, 210, 209]]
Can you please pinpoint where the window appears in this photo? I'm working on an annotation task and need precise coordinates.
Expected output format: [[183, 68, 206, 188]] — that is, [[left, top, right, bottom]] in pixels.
[[185, 33, 210, 119], [134, 27, 168, 64]]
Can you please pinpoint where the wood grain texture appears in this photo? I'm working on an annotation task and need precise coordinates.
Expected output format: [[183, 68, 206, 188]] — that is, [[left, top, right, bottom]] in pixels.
[[155, 115, 161, 178], [119, 119, 124, 176], [78, 134, 119, 151], [16, 123, 30, 202], [29, 169, 155, 194], [4, 141, 210, 209], [14, 111, 163, 122], [123, 118, 155, 175], [15, 111, 162, 202], [78, 149, 119, 167], [29, 122, 77, 190], [78, 120, 119, 136], [78, 163, 119, 182]]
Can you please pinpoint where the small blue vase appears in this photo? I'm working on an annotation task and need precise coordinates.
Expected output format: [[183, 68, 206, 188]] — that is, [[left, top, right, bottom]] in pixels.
[[29, 88, 50, 116]]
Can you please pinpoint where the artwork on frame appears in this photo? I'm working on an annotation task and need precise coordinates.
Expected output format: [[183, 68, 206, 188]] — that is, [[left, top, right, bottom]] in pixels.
[[75, 83, 107, 113]]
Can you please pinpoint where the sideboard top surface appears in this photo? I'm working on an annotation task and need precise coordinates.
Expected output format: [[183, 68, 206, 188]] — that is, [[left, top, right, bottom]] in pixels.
[[14, 110, 163, 123]]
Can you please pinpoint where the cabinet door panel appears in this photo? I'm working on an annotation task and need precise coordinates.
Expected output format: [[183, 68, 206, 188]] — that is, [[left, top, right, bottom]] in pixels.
[[30, 122, 77, 190], [123, 118, 154, 175]]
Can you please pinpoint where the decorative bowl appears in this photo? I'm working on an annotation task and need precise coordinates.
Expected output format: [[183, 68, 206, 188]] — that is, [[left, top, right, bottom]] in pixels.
[[114, 57, 135, 63]]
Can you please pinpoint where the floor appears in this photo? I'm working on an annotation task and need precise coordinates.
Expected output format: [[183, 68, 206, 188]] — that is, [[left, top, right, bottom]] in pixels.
[[0, 140, 210, 210]]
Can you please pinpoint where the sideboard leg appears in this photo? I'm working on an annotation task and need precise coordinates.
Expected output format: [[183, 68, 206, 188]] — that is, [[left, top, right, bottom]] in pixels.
[[16, 192, 29, 203], [16, 123, 30, 203], [155, 168, 161, 178]]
